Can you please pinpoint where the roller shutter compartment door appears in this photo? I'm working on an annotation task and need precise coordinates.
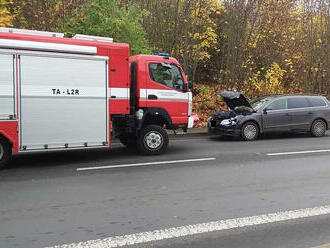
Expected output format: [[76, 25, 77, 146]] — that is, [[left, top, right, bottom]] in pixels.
[[19, 54, 108, 150]]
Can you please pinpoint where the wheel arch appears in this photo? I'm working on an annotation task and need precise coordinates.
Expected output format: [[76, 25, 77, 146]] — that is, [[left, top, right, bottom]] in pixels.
[[311, 117, 328, 130], [142, 108, 172, 128], [0, 131, 13, 148], [241, 119, 261, 132]]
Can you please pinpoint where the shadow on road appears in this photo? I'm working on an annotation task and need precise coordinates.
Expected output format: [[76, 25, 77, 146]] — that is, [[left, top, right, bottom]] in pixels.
[[3, 141, 193, 172], [208, 132, 329, 142], [2, 131, 329, 172], [4, 145, 140, 170]]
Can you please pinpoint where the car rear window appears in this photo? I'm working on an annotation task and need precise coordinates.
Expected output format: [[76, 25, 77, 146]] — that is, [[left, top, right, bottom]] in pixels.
[[308, 97, 327, 107], [288, 97, 310, 109]]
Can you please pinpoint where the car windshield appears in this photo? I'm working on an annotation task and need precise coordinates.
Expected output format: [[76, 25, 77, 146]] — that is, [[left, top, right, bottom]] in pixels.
[[249, 97, 273, 110]]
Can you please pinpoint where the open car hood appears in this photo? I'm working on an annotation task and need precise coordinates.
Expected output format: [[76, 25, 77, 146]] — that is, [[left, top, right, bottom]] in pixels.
[[218, 90, 252, 110]]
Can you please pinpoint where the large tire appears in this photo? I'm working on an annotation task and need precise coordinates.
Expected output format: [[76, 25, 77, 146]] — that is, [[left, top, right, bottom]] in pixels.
[[311, 119, 327, 137], [0, 137, 11, 169], [241, 122, 259, 141], [137, 125, 169, 155]]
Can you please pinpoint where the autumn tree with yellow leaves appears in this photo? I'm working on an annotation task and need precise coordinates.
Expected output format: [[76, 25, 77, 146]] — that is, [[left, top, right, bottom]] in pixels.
[[119, 0, 222, 81], [0, 0, 13, 27]]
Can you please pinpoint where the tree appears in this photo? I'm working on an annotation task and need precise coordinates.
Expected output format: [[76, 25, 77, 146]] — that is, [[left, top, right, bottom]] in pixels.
[[0, 0, 13, 27], [64, 0, 152, 55], [120, 0, 221, 81], [299, 0, 330, 95], [8, 0, 86, 31], [177, 0, 220, 81]]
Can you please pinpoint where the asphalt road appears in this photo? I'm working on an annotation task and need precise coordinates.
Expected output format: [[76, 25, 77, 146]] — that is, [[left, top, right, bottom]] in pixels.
[[1, 132, 330, 248]]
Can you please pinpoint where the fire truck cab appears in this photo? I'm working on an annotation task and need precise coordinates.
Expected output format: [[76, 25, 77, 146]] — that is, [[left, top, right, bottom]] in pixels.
[[0, 28, 193, 168]]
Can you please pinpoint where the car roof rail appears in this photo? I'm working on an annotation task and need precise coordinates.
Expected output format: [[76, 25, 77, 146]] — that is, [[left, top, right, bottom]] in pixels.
[[263, 93, 322, 98]]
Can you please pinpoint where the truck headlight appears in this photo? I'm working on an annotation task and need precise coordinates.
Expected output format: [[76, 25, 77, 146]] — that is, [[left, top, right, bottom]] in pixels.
[[188, 92, 192, 116]]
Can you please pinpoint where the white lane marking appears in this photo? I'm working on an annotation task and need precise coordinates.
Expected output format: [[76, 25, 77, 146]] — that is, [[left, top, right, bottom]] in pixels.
[[309, 244, 330, 248], [47, 205, 330, 248], [267, 149, 330, 156], [76, 157, 216, 171]]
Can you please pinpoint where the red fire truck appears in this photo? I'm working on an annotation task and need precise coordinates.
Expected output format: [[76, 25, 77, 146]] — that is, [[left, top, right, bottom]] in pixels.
[[0, 28, 194, 168]]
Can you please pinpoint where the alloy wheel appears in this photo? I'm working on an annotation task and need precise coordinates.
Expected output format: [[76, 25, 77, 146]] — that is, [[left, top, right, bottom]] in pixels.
[[313, 120, 326, 137], [244, 124, 258, 140]]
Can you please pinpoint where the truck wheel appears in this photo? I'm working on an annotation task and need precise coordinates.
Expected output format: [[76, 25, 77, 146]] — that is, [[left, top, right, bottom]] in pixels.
[[311, 119, 327, 137], [0, 137, 12, 169], [137, 125, 169, 155], [241, 122, 259, 141]]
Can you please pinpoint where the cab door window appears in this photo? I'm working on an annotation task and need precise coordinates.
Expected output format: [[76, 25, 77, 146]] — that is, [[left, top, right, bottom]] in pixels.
[[149, 63, 185, 91]]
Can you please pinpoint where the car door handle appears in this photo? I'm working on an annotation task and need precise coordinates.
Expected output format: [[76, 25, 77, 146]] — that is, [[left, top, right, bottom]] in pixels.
[[148, 95, 158, 100]]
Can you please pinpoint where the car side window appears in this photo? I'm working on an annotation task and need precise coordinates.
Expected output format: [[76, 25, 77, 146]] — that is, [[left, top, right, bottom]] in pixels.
[[149, 63, 185, 91], [288, 97, 310, 109], [266, 98, 288, 111], [308, 97, 327, 107]]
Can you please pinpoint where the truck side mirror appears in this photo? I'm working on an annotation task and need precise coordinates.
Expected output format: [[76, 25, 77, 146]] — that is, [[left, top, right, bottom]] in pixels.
[[161, 63, 172, 70], [188, 81, 193, 89]]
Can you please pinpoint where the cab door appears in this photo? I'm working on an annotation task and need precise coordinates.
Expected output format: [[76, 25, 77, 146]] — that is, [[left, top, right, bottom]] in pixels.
[[145, 62, 189, 124], [0, 52, 16, 120]]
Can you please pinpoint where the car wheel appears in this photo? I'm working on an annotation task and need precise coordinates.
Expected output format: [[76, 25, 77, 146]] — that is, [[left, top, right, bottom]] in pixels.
[[0, 137, 12, 169], [311, 119, 327, 137], [137, 125, 169, 155], [241, 122, 259, 141]]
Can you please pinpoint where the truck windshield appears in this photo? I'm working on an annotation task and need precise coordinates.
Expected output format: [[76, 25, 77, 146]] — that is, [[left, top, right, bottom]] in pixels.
[[149, 63, 185, 91]]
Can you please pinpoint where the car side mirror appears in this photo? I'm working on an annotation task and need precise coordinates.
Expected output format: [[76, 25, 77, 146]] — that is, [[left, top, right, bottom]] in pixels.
[[263, 109, 268, 114], [188, 81, 193, 89]]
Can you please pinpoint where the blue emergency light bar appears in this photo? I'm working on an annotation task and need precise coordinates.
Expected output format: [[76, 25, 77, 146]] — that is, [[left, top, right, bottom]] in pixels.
[[154, 52, 170, 57]]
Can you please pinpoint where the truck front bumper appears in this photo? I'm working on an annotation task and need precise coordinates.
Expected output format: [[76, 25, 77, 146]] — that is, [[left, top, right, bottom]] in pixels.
[[187, 116, 194, 129]]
